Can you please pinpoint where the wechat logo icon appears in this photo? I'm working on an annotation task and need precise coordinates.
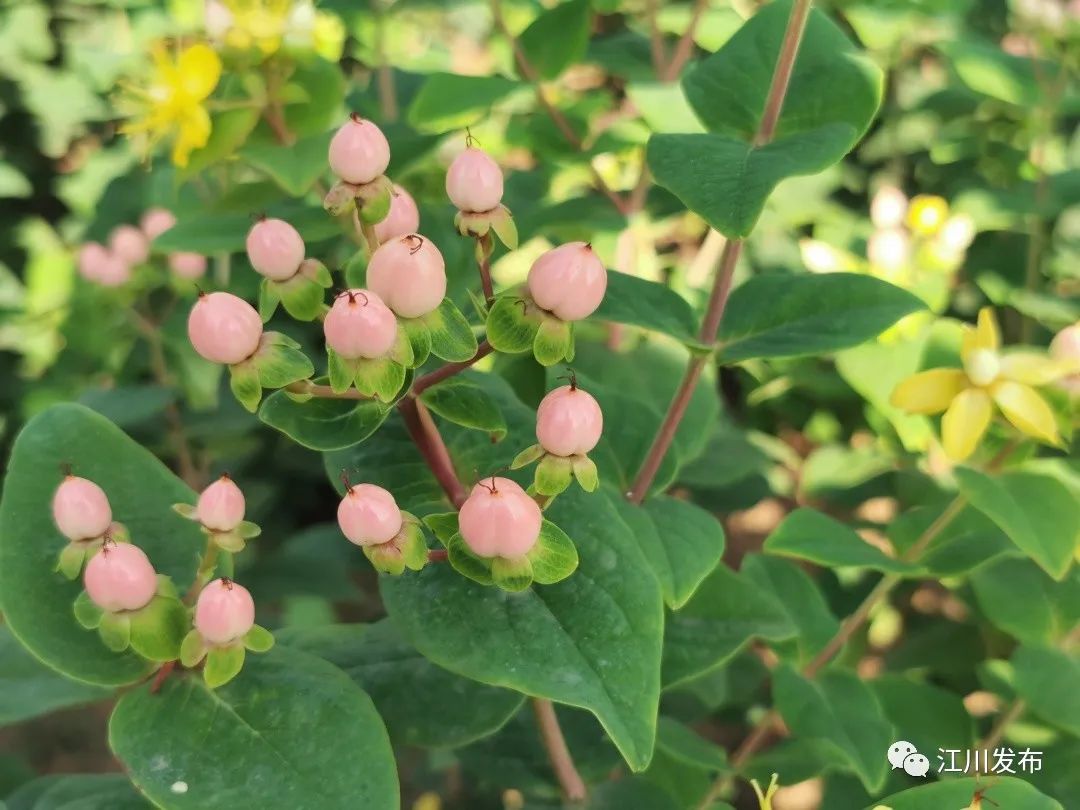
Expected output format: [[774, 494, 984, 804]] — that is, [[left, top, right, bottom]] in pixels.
[[888, 741, 929, 777]]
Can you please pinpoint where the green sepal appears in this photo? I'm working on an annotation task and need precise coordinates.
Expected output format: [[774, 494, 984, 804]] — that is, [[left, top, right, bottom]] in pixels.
[[128, 596, 189, 662], [106, 521, 131, 544], [212, 529, 246, 553], [489, 205, 518, 250], [98, 612, 132, 652], [235, 521, 262, 539], [180, 628, 207, 667], [155, 574, 180, 600], [57, 542, 87, 580], [528, 519, 579, 585], [491, 554, 534, 592], [445, 533, 494, 586], [275, 263, 330, 322], [511, 443, 546, 470], [252, 332, 315, 389], [387, 326, 415, 368], [353, 356, 407, 402], [486, 294, 541, 354], [364, 543, 407, 575], [398, 518, 429, 572], [571, 455, 599, 492], [323, 180, 357, 216], [399, 317, 433, 368], [73, 590, 104, 629], [204, 644, 246, 688], [357, 176, 393, 224], [534, 317, 574, 366], [424, 298, 478, 362], [172, 503, 197, 520], [327, 348, 354, 394], [257, 277, 281, 322], [243, 624, 275, 653], [454, 209, 491, 238], [229, 361, 263, 413], [423, 512, 460, 546], [535, 454, 574, 496]]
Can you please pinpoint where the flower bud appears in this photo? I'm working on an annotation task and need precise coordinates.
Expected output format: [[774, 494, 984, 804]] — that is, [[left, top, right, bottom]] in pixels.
[[366, 234, 447, 318], [140, 208, 177, 241], [337, 483, 402, 546], [197, 474, 246, 532], [328, 114, 390, 185], [536, 384, 603, 457], [374, 185, 420, 243], [84, 542, 157, 612], [52, 475, 112, 541], [169, 252, 207, 280], [246, 218, 305, 281], [458, 477, 541, 559], [870, 185, 907, 229], [187, 291, 264, 365], [446, 147, 504, 213], [526, 242, 607, 321], [109, 225, 150, 266], [323, 289, 398, 359], [195, 578, 255, 644]]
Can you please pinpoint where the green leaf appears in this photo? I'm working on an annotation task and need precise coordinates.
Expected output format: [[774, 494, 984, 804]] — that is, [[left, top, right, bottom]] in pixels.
[[652, 0, 882, 237], [421, 298, 478, 362], [259, 389, 392, 451], [773, 665, 893, 793], [5, 774, 151, 809], [0, 404, 203, 686], [109, 646, 399, 809], [716, 274, 924, 362], [971, 559, 1080, 644], [872, 675, 975, 757], [518, 0, 591, 80], [955, 468, 1079, 580], [591, 271, 698, 342], [939, 38, 1043, 107], [381, 489, 663, 771], [241, 132, 333, 197], [420, 379, 507, 440], [1012, 645, 1080, 737], [655, 716, 729, 772], [614, 496, 724, 610], [408, 74, 523, 134], [663, 565, 795, 688], [764, 507, 916, 574], [278, 621, 524, 748], [154, 207, 340, 254], [0, 625, 109, 727], [870, 777, 1064, 810], [180, 107, 261, 180], [281, 58, 344, 138]]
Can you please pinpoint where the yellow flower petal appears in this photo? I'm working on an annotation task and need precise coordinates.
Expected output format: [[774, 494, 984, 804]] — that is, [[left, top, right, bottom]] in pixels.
[[171, 105, 212, 167], [999, 352, 1072, 386], [975, 307, 1000, 352], [906, 194, 948, 236], [177, 44, 222, 101], [890, 369, 968, 414], [991, 380, 1060, 446], [941, 387, 992, 461]]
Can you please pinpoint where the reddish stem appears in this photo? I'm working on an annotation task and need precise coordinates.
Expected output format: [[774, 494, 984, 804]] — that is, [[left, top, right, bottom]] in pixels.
[[398, 398, 467, 508], [150, 661, 176, 695], [411, 341, 495, 397]]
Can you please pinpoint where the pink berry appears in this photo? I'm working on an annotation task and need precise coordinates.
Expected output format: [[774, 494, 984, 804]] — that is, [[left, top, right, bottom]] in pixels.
[[458, 477, 542, 559], [328, 114, 391, 185], [52, 475, 112, 541], [196, 474, 245, 532], [140, 208, 176, 241], [526, 242, 608, 321], [374, 185, 420, 243], [337, 483, 402, 546], [109, 225, 150, 266], [536, 384, 603, 457], [246, 218, 305, 281], [194, 578, 255, 644], [323, 289, 398, 360], [77, 243, 130, 287], [366, 234, 447, 319], [446, 147, 504, 213], [1052, 324, 1080, 393], [187, 291, 263, 365], [84, 542, 157, 612], [169, 252, 207, 280]]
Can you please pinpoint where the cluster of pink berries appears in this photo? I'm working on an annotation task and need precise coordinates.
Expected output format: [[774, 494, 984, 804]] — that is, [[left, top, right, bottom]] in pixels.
[[51, 471, 270, 685], [77, 208, 207, 287]]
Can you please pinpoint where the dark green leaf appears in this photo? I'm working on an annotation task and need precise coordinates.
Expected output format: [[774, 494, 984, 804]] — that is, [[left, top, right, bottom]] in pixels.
[[872, 675, 975, 756], [764, 508, 916, 574], [241, 132, 333, 197], [258, 390, 392, 451], [870, 777, 1063, 810], [407, 74, 523, 134], [6, 774, 150, 810], [1012, 645, 1080, 737], [591, 271, 698, 342], [971, 559, 1080, 644], [421, 379, 507, 440], [518, 0, 591, 80]]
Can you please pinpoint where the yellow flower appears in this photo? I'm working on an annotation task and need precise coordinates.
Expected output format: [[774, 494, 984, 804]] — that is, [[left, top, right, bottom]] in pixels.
[[890, 308, 1067, 461], [907, 194, 949, 236], [120, 43, 222, 168]]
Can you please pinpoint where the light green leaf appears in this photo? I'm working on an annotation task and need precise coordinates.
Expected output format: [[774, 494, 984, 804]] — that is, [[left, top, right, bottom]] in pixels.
[[870, 776, 1063, 810], [240, 131, 333, 196], [971, 559, 1080, 644], [180, 107, 260, 180], [415, 298, 478, 362], [108, 647, 399, 809], [0, 405, 203, 686], [258, 389, 393, 451], [518, 0, 591, 80], [420, 379, 507, 440], [939, 38, 1043, 107], [408, 74, 523, 134], [1012, 645, 1080, 737], [764, 508, 916, 574]]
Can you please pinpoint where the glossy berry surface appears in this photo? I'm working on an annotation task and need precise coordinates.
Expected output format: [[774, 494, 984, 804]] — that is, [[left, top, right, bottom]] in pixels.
[[337, 483, 403, 547], [458, 477, 542, 559], [374, 185, 421, 243], [323, 289, 398, 359], [527, 242, 608, 321], [366, 234, 447, 318], [169, 252, 207, 280], [195, 578, 255, 644], [140, 208, 176, 241], [109, 225, 150, 266], [187, 292, 264, 365], [328, 115, 390, 185], [197, 475, 245, 532], [246, 218, 305, 281], [445, 147, 504, 213], [536, 385, 604, 457], [84, 542, 157, 612], [52, 475, 112, 541]]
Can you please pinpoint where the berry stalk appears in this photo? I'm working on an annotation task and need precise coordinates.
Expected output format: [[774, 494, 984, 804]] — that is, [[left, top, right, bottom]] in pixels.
[[410, 340, 495, 397]]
